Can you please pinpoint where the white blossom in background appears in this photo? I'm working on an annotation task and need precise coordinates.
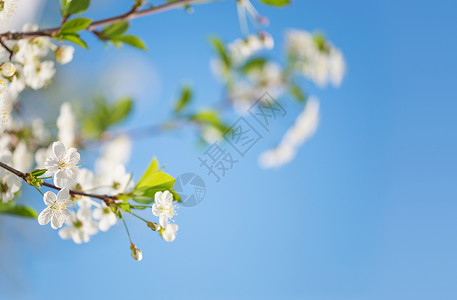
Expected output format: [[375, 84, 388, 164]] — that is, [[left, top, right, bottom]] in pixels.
[[38, 188, 72, 229], [152, 190, 177, 229], [98, 164, 133, 195], [23, 60, 55, 89], [259, 96, 320, 168], [95, 134, 131, 175], [0, 173, 21, 203], [58, 210, 98, 244], [228, 32, 274, 63], [93, 203, 117, 232], [44, 141, 80, 188], [285, 29, 346, 87], [57, 102, 76, 147], [12, 140, 33, 171], [161, 224, 178, 242], [0, 0, 18, 23], [54, 45, 74, 64]]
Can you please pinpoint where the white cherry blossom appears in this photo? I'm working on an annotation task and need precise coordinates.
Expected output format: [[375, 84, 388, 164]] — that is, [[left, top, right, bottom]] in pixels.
[[152, 190, 177, 228], [93, 203, 117, 232], [44, 141, 80, 188], [54, 45, 75, 64], [38, 188, 72, 229], [160, 224, 178, 242], [58, 210, 98, 244]]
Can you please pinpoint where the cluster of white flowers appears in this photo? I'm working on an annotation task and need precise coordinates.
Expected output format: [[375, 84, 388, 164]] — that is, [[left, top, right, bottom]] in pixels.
[[0, 0, 18, 23], [228, 32, 274, 63], [0, 24, 75, 104], [259, 96, 320, 168], [286, 29, 346, 87]]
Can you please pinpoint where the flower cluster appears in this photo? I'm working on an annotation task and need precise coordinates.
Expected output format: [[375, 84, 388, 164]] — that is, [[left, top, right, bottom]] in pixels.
[[0, 24, 75, 104], [286, 29, 346, 87]]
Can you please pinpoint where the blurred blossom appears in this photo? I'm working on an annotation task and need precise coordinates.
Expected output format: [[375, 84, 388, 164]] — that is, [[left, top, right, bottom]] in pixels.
[[259, 96, 320, 168]]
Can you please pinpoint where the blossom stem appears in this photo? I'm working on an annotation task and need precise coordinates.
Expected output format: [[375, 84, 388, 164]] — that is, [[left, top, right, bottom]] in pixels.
[[120, 212, 133, 244], [0, 161, 115, 205]]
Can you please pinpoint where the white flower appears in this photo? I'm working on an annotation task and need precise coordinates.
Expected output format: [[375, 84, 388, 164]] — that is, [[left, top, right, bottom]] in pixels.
[[0, 62, 15, 77], [93, 204, 117, 232], [160, 224, 178, 242], [38, 188, 72, 229], [57, 102, 76, 147], [152, 190, 177, 228], [228, 33, 274, 63], [0, 173, 21, 203], [44, 141, 80, 188], [58, 210, 98, 244], [0, 0, 18, 23], [12, 141, 33, 172], [98, 164, 133, 195], [259, 96, 320, 168], [95, 135, 131, 175], [23, 60, 55, 89], [76, 168, 95, 192], [285, 29, 345, 88], [54, 45, 74, 64]]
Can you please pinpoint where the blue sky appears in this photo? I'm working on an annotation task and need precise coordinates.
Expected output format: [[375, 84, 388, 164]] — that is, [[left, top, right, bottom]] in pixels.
[[1, 0, 457, 299]]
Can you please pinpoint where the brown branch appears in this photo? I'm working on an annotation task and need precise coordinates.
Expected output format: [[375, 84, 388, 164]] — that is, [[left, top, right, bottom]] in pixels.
[[0, 38, 14, 61], [0, 0, 210, 41], [0, 161, 115, 205]]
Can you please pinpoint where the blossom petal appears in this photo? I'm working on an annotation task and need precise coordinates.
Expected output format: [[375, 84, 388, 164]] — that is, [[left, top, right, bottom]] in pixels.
[[43, 191, 56, 207], [51, 213, 65, 229], [38, 207, 52, 225], [52, 141, 67, 160], [57, 188, 70, 203], [159, 214, 168, 228], [58, 227, 74, 240]]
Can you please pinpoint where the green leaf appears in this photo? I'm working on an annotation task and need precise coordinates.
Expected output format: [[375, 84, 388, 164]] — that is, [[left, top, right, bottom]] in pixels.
[[289, 83, 306, 102], [114, 35, 147, 50], [67, 0, 90, 15], [0, 205, 38, 218], [61, 17, 92, 33], [241, 57, 267, 74], [133, 158, 179, 204], [259, 0, 290, 6], [209, 36, 231, 68], [102, 21, 129, 38], [118, 202, 131, 213], [110, 97, 133, 124], [174, 85, 192, 113], [60, 33, 88, 49], [31, 169, 47, 177]]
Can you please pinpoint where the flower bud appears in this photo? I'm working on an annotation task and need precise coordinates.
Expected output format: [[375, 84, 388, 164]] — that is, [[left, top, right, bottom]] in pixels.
[[147, 222, 160, 231], [0, 62, 15, 77], [55, 46, 75, 65], [130, 243, 143, 261]]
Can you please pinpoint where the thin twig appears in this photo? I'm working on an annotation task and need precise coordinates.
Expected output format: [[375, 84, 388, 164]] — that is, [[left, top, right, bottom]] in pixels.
[[0, 38, 14, 60], [0, 0, 210, 41]]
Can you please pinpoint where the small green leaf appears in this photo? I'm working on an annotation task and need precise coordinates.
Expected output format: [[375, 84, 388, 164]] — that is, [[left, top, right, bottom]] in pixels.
[[119, 202, 132, 213], [110, 97, 133, 124], [174, 85, 192, 113], [31, 169, 47, 177], [61, 17, 92, 33], [67, 0, 90, 15], [259, 0, 290, 6], [60, 33, 88, 49], [0, 205, 38, 218], [241, 57, 267, 74], [102, 21, 129, 38], [289, 83, 306, 102], [114, 35, 147, 50], [209, 36, 231, 69]]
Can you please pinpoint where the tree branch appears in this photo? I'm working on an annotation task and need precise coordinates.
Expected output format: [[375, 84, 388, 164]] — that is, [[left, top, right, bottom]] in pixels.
[[0, 0, 210, 41], [0, 161, 115, 205]]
